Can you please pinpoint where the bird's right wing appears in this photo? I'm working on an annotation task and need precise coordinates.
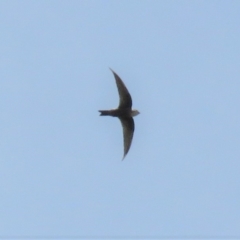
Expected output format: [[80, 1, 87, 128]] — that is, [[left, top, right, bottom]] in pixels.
[[119, 117, 135, 160], [110, 68, 132, 109]]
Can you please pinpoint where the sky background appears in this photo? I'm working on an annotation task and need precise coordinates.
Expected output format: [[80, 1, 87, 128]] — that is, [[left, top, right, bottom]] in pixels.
[[1, 1, 240, 240]]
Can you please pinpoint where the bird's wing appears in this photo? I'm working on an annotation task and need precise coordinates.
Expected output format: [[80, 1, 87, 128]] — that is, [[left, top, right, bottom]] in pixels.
[[110, 68, 132, 109], [119, 117, 135, 160]]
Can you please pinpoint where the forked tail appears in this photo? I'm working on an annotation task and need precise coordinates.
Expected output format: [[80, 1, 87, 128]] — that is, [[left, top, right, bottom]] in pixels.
[[99, 110, 111, 116]]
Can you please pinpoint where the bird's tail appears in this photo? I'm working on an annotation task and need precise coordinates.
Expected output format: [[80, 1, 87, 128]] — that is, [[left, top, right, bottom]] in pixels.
[[99, 110, 111, 116]]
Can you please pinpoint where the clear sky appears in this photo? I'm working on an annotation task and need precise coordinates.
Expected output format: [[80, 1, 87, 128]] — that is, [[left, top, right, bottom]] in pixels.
[[1, 1, 240, 239]]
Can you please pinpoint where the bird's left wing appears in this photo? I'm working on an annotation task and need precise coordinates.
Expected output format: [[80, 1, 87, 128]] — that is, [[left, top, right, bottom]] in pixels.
[[110, 68, 132, 109]]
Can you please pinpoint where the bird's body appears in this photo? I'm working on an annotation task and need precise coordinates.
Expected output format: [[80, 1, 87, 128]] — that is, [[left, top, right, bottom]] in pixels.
[[99, 69, 140, 159], [99, 108, 139, 117]]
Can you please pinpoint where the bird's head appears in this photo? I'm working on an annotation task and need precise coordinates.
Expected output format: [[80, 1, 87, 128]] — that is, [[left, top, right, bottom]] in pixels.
[[131, 109, 140, 117]]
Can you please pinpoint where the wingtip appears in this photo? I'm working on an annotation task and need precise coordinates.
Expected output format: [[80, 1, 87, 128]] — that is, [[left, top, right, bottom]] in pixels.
[[109, 67, 115, 74], [122, 153, 127, 161]]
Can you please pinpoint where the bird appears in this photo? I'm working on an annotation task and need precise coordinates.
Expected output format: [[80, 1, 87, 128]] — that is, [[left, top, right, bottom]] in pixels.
[[99, 68, 140, 160]]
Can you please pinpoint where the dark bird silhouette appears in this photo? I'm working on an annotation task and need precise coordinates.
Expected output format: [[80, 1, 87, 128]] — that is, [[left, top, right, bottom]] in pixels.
[[99, 68, 140, 160]]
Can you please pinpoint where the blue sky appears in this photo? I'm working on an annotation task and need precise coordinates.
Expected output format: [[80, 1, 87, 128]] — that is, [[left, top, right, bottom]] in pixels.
[[1, 0, 240, 239]]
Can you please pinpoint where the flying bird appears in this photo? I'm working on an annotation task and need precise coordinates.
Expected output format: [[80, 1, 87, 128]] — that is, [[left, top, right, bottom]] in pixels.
[[99, 68, 140, 160]]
